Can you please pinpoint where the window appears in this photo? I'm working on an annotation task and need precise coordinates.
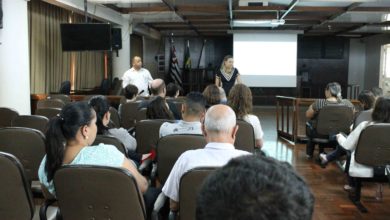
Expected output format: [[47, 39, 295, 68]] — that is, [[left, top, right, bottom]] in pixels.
[[381, 44, 390, 78]]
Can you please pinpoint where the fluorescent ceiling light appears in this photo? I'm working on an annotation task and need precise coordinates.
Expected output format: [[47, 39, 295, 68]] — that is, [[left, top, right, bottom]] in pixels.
[[87, 0, 162, 3], [232, 19, 285, 27]]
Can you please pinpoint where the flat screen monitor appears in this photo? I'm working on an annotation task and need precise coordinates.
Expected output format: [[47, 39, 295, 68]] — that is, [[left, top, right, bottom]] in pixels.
[[60, 23, 111, 51]]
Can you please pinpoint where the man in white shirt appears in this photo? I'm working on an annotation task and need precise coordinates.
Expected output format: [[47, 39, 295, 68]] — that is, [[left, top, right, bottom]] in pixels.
[[122, 56, 153, 96], [159, 92, 206, 137], [162, 104, 251, 211]]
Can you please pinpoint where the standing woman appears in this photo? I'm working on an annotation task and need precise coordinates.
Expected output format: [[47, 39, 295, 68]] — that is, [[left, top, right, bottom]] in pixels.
[[215, 55, 242, 96]]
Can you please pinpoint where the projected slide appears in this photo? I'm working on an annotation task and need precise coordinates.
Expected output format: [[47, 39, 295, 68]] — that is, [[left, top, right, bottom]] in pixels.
[[233, 33, 297, 87]]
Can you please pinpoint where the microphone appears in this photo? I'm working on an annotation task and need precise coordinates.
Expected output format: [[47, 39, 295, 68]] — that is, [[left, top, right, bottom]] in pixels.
[[138, 90, 144, 95]]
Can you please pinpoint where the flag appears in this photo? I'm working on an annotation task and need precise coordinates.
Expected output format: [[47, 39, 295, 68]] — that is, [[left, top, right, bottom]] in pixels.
[[184, 40, 191, 71], [169, 44, 183, 87], [183, 40, 191, 83]]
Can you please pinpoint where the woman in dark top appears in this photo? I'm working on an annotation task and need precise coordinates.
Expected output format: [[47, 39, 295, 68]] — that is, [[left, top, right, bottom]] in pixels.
[[215, 55, 242, 96]]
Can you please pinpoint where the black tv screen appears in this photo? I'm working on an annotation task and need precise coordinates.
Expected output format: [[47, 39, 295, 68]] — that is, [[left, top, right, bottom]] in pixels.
[[60, 23, 112, 51]]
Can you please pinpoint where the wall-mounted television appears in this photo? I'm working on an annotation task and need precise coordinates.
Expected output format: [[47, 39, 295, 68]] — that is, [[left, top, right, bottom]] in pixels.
[[60, 23, 111, 51]]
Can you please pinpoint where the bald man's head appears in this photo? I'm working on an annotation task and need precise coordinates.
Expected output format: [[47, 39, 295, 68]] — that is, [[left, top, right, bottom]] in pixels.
[[204, 105, 236, 133], [132, 56, 142, 70], [150, 79, 166, 97]]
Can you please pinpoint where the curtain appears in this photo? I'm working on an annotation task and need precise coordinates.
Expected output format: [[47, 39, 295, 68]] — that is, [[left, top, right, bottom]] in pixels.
[[29, 0, 104, 94]]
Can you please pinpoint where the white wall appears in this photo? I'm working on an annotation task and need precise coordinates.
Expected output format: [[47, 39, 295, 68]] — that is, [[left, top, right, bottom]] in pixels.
[[112, 20, 131, 79], [348, 39, 366, 92], [0, 0, 30, 114]]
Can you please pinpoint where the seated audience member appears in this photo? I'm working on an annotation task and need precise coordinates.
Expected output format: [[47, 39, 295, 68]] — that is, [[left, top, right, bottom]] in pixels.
[[371, 86, 383, 98], [146, 96, 175, 120], [159, 92, 206, 137], [88, 96, 152, 165], [162, 105, 251, 211], [321, 97, 390, 191], [202, 84, 221, 108], [139, 79, 181, 119], [196, 155, 314, 220], [38, 102, 159, 218], [166, 82, 180, 99], [38, 102, 148, 196], [305, 82, 354, 158], [124, 84, 139, 102], [228, 84, 264, 149], [319, 90, 376, 166]]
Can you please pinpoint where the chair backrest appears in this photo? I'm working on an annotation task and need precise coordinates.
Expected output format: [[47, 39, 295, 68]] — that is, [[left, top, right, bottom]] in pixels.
[[93, 135, 127, 155], [47, 94, 71, 104], [135, 119, 174, 154], [136, 108, 147, 122], [12, 115, 49, 133], [119, 102, 141, 129], [353, 109, 373, 129], [355, 124, 390, 167], [37, 99, 65, 109], [35, 108, 62, 120], [0, 127, 46, 182], [316, 105, 354, 135], [235, 120, 255, 153], [0, 107, 19, 128], [59, 81, 71, 95], [0, 152, 35, 219], [157, 134, 206, 184], [179, 167, 217, 220], [109, 107, 121, 128], [54, 165, 146, 220]]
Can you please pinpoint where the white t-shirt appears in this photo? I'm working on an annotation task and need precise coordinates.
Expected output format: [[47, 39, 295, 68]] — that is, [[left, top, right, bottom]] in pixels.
[[162, 142, 250, 202], [338, 121, 374, 178], [122, 67, 153, 96], [242, 114, 264, 140], [159, 120, 202, 138]]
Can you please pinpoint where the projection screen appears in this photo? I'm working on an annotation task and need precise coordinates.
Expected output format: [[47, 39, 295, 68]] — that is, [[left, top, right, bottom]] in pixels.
[[233, 32, 298, 87]]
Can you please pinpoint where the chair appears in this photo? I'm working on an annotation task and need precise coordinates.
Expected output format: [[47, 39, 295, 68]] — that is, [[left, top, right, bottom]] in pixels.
[[47, 94, 71, 104], [0, 152, 57, 220], [109, 107, 121, 128], [136, 108, 147, 123], [156, 134, 206, 185], [59, 81, 71, 95], [347, 124, 390, 213], [307, 105, 354, 154], [12, 115, 49, 133], [152, 135, 207, 220], [35, 108, 62, 120], [178, 167, 218, 220], [93, 135, 127, 156], [0, 127, 45, 183], [119, 102, 141, 129], [135, 119, 174, 154], [37, 99, 65, 109], [0, 107, 19, 128], [235, 120, 256, 153], [53, 165, 146, 220], [353, 109, 373, 129]]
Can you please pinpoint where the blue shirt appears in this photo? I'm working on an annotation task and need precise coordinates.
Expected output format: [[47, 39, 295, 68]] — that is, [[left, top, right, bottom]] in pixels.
[[38, 143, 125, 196]]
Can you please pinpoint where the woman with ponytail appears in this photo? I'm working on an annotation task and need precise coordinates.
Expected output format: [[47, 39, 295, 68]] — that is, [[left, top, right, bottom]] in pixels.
[[38, 101, 148, 196], [305, 82, 355, 158]]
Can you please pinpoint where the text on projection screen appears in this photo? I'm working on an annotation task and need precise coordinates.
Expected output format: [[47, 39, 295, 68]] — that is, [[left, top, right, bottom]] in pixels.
[[233, 33, 297, 87]]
